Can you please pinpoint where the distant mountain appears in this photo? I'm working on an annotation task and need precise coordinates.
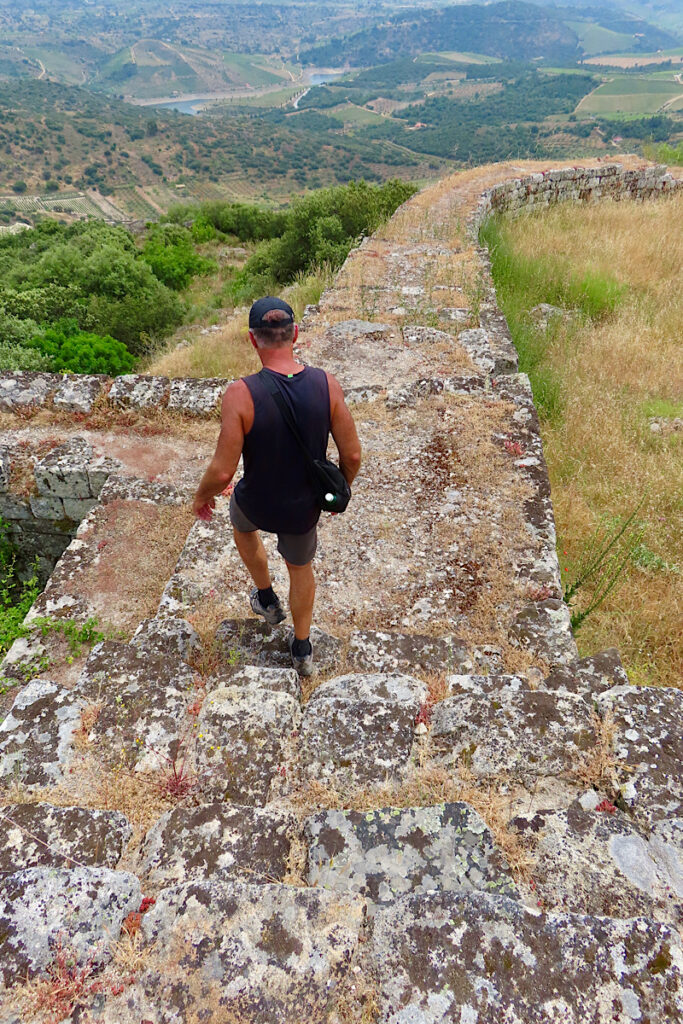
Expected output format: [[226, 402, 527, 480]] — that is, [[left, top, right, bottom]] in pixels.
[[302, 1, 582, 67]]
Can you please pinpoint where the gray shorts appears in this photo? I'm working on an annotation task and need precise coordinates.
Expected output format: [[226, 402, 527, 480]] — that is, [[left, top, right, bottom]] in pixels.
[[229, 493, 318, 567]]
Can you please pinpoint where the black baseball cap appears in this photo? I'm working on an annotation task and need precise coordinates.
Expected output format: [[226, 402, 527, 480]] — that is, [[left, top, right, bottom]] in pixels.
[[249, 296, 295, 329]]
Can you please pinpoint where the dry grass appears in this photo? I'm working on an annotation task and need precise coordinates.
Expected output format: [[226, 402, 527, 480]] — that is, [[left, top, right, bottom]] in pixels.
[[287, 763, 535, 883], [0, 403, 222, 439], [144, 265, 334, 380], [62, 500, 193, 635], [144, 309, 259, 380], [501, 195, 683, 686], [2, 754, 175, 834], [572, 709, 622, 794]]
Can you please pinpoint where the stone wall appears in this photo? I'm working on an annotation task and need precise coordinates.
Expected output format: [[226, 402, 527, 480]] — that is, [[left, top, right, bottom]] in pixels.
[[0, 439, 120, 582], [469, 161, 682, 233], [0, 371, 229, 418]]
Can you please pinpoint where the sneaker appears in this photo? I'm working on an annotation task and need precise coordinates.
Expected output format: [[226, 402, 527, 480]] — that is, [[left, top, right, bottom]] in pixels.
[[288, 631, 314, 677], [249, 586, 286, 626]]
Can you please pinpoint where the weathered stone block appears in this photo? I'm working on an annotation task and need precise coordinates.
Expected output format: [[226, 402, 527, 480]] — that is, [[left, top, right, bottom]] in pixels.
[[87, 455, 122, 496], [108, 374, 169, 409], [597, 684, 683, 825], [74, 641, 196, 772], [0, 371, 57, 412], [365, 890, 683, 1023], [130, 616, 201, 664], [124, 880, 364, 1024], [347, 629, 469, 676], [62, 497, 97, 521], [0, 803, 131, 874], [0, 494, 32, 520], [430, 689, 594, 785], [0, 680, 84, 787], [29, 495, 65, 520], [310, 672, 427, 706], [139, 803, 298, 888], [215, 619, 343, 676], [544, 648, 628, 696], [197, 686, 300, 804], [437, 307, 471, 325], [167, 376, 229, 416], [457, 327, 495, 373], [299, 674, 423, 789], [306, 803, 517, 907], [34, 437, 93, 499], [52, 374, 106, 414], [510, 598, 578, 666], [0, 866, 141, 985], [512, 801, 680, 924], [209, 664, 301, 700], [0, 446, 10, 492]]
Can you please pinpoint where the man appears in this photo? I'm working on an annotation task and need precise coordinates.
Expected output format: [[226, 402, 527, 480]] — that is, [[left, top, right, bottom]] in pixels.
[[192, 296, 361, 676]]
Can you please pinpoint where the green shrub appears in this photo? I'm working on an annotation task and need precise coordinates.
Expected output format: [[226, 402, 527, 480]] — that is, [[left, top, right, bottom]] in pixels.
[[142, 224, 215, 291], [28, 319, 135, 374], [643, 141, 683, 167], [228, 179, 416, 303], [0, 341, 53, 371], [0, 518, 40, 659]]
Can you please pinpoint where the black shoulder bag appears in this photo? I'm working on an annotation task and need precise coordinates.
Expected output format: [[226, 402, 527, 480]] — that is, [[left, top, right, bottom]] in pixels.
[[259, 369, 351, 514]]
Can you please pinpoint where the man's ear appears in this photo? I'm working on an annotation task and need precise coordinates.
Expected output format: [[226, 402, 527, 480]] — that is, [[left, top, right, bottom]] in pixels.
[[248, 330, 258, 350], [293, 324, 299, 344]]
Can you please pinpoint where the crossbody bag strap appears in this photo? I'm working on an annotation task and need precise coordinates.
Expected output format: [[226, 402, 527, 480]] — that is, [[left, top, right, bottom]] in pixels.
[[258, 369, 316, 468]]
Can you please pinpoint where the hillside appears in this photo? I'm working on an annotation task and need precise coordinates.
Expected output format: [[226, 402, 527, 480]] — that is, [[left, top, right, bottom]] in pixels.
[[0, 79, 434, 209], [302, 2, 583, 66]]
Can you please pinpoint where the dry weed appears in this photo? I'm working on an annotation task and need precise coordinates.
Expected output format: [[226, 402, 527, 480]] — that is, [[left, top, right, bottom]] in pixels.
[[331, 969, 381, 1024], [572, 709, 621, 793], [287, 764, 535, 883], [282, 833, 309, 887], [109, 931, 158, 976], [69, 501, 193, 634], [73, 703, 102, 752], [144, 311, 258, 380]]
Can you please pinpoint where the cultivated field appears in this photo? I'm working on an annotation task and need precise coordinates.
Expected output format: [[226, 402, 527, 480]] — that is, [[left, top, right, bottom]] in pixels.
[[577, 75, 683, 115]]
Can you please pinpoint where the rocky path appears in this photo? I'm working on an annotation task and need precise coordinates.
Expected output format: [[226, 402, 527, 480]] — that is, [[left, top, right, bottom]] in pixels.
[[0, 162, 681, 1023]]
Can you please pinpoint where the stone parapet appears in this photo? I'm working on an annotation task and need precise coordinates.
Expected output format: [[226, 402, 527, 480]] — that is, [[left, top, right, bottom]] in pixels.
[[0, 370, 230, 419], [468, 162, 683, 236]]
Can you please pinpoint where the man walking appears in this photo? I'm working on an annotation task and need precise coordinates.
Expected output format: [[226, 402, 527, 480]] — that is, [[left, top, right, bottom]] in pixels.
[[192, 297, 361, 675]]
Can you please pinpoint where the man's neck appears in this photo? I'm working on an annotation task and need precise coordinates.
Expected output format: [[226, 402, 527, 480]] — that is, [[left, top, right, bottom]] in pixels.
[[258, 346, 304, 375]]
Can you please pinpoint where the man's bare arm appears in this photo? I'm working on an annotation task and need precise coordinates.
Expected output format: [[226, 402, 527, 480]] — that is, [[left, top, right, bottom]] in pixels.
[[327, 373, 362, 486], [192, 381, 250, 517]]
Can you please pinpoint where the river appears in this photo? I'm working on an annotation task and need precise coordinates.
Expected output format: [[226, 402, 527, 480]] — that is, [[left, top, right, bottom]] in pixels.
[[152, 70, 346, 116]]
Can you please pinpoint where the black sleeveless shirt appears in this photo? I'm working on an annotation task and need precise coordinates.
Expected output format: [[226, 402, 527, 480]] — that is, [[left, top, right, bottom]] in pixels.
[[234, 366, 330, 534]]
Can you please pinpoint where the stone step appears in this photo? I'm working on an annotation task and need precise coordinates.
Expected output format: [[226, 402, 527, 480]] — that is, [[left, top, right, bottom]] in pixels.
[[0, 802, 131, 875], [10, 877, 678, 1023], [137, 803, 299, 890], [72, 640, 198, 773], [305, 802, 518, 908], [511, 799, 681, 927], [297, 672, 426, 790], [362, 890, 682, 1024], [0, 865, 141, 988], [214, 618, 343, 678]]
